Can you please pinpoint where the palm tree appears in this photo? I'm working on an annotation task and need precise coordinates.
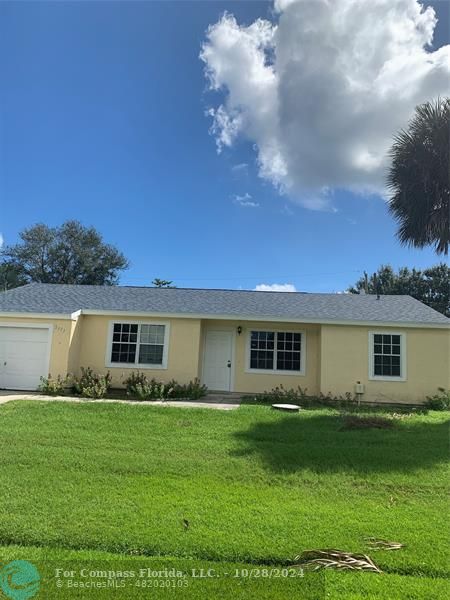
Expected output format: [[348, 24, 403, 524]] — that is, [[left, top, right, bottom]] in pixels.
[[387, 98, 449, 255]]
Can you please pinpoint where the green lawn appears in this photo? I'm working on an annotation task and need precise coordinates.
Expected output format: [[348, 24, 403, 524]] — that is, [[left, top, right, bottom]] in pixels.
[[0, 401, 448, 599]]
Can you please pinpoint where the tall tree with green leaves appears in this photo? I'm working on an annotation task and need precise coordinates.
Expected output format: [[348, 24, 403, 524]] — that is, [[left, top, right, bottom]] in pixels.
[[0, 262, 27, 291], [387, 98, 449, 255], [1, 221, 128, 287], [349, 264, 449, 317]]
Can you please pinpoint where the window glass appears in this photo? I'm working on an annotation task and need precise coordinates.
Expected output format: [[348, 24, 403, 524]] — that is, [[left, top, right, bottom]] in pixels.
[[110, 323, 138, 364], [140, 324, 165, 345], [276, 332, 301, 371], [250, 331, 302, 372], [250, 331, 274, 369], [110, 323, 166, 365], [139, 345, 164, 365], [373, 333, 402, 377]]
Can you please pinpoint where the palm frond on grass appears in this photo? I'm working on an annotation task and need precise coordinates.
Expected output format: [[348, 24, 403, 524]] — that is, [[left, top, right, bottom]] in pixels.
[[365, 537, 405, 551], [293, 549, 382, 573]]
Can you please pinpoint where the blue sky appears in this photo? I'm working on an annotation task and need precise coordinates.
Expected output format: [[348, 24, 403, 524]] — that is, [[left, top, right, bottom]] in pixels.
[[0, 0, 448, 293]]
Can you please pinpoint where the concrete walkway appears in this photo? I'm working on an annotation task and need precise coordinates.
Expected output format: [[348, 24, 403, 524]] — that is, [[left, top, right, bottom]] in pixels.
[[0, 390, 241, 411]]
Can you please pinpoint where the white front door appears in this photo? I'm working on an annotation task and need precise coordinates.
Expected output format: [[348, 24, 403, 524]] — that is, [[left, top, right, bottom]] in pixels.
[[0, 326, 51, 390], [202, 330, 233, 391]]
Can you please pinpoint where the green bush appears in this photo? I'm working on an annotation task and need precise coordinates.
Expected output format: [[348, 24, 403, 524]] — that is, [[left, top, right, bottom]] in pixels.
[[136, 380, 173, 401], [424, 388, 450, 411], [38, 374, 70, 396], [167, 378, 208, 400], [123, 373, 207, 401], [72, 367, 112, 399], [258, 384, 309, 404], [123, 372, 173, 400], [242, 385, 355, 408], [123, 371, 148, 397]]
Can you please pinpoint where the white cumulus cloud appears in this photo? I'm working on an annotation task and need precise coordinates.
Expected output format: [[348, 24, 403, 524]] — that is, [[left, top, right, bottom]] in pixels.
[[254, 283, 297, 292], [200, 0, 450, 209], [232, 192, 260, 207]]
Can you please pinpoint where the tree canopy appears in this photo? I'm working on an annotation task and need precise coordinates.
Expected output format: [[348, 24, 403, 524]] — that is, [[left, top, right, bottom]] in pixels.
[[1, 221, 128, 287], [0, 262, 28, 292], [152, 279, 176, 288], [348, 264, 449, 317], [387, 98, 449, 255]]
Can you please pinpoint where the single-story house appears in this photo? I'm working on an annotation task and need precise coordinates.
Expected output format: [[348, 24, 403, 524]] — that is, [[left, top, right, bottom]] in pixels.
[[0, 283, 448, 404]]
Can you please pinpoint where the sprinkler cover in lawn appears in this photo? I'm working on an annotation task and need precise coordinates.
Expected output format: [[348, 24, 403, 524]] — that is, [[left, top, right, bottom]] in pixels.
[[271, 404, 301, 412]]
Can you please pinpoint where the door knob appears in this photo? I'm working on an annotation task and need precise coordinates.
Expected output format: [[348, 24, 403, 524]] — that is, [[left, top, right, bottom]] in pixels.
[[227, 360, 231, 368]]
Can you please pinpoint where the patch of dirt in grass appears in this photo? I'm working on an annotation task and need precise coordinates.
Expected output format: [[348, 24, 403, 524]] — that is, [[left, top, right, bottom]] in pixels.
[[340, 415, 395, 430]]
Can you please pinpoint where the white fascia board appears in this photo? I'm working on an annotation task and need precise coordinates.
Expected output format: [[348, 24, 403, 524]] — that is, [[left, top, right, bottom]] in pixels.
[[79, 309, 450, 329], [0, 309, 446, 328], [0, 311, 75, 320]]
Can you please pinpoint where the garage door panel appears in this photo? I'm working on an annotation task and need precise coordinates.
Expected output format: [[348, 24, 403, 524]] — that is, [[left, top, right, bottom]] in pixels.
[[0, 326, 51, 391], [0, 328, 48, 343]]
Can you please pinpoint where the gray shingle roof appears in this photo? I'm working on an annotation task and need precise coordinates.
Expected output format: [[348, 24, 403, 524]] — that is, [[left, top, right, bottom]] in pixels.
[[0, 283, 448, 326]]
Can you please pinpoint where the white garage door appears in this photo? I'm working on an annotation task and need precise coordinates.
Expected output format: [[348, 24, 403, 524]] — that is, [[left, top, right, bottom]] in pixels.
[[0, 326, 51, 391]]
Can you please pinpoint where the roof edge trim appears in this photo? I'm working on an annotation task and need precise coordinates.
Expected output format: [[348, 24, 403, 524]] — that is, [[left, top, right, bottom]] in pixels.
[[0, 311, 76, 321], [78, 309, 450, 329]]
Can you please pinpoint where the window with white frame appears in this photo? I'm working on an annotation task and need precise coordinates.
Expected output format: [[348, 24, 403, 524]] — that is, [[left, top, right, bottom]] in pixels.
[[371, 333, 403, 378], [109, 323, 167, 367], [249, 331, 303, 372]]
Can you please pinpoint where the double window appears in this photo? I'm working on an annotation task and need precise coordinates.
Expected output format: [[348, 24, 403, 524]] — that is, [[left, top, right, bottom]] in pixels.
[[370, 332, 405, 380], [249, 330, 304, 373], [108, 322, 168, 368]]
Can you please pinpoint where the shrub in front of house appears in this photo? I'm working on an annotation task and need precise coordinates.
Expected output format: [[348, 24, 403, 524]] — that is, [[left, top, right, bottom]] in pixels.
[[72, 367, 112, 399], [130, 377, 173, 401], [38, 374, 70, 396], [260, 384, 309, 405], [424, 388, 450, 411], [123, 372, 169, 400], [168, 378, 208, 400], [123, 371, 149, 398], [242, 384, 355, 408], [123, 373, 207, 401]]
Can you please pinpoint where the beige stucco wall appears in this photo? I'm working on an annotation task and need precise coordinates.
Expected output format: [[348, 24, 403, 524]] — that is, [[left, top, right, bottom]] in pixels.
[[320, 324, 450, 404], [0, 313, 448, 403], [67, 316, 83, 375], [201, 320, 321, 395], [77, 314, 202, 387], [0, 316, 74, 378]]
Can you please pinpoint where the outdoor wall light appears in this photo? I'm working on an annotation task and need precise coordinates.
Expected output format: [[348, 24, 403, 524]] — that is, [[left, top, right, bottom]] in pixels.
[[237, 326, 243, 335]]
